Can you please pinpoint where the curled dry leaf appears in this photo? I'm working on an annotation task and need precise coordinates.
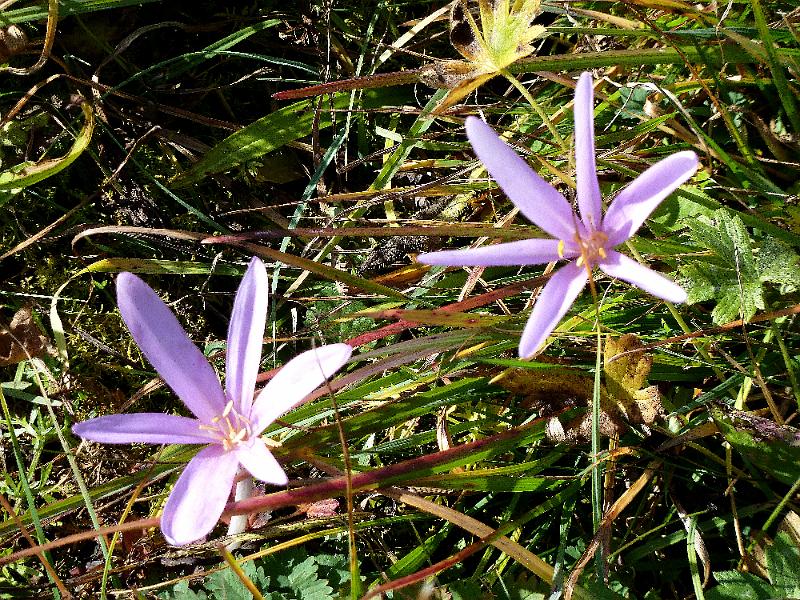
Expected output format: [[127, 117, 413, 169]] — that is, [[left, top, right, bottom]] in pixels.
[[604, 333, 664, 428], [498, 334, 663, 443], [0, 305, 53, 366]]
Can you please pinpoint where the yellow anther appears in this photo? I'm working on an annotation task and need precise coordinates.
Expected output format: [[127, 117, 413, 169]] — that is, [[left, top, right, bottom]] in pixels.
[[205, 403, 255, 451], [221, 399, 234, 418], [557, 239, 565, 259]]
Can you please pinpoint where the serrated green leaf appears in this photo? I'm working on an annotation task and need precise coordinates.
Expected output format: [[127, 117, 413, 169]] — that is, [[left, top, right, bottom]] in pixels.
[[756, 237, 800, 293], [314, 553, 351, 590], [205, 562, 259, 600], [712, 411, 800, 485], [285, 557, 334, 600], [681, 210, 765, 324], [704, 571, 776, 599], [767, 532, 800, 596]]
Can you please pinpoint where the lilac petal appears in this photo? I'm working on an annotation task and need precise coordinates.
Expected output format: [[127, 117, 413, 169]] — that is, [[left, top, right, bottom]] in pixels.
[[465, 117, 577, 240], [599, 250, 687, 303], [518, 261, 588, 357], [237, 437, 288, 485], [574, 72, 602, 230], [72, 414, 213, 445], [117, 273, 225, 424], [602, 151, 699, 246], [250, 343, 353, 434], [226, 257, 269, 414], [418, 238, 572, 267], [160, 445, 240, 546]]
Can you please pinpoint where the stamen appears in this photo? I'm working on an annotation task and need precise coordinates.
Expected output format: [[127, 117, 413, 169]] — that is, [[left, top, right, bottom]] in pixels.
[[205, 403, 255, 452], [221, 399, 234, 418], [572, 229, 609, 270], [557, 239, 565, 258]]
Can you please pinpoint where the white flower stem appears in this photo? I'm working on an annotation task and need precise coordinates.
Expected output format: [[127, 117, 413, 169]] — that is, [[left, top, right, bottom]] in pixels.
[[225, 475, 253, 551]]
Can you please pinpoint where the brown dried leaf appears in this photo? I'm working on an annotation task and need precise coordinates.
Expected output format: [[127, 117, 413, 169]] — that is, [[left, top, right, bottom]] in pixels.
[[605, 333, 652, 393], [0, 306, 52, 366], [605, 334, 663, 427]]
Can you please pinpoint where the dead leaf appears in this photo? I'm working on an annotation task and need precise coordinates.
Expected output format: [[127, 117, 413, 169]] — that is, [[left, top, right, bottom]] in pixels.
[[0, 305, 52, 366]]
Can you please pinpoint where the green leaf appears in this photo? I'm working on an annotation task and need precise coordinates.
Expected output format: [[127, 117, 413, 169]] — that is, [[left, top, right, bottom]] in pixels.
[[680, 209, 787, 324], [158, 580, 207, 599], [256, 549, 347, 600], [314, 554, 351, 590], [0, 0, 161, 23], [704, 571, 776, 599], [756, 237, 800, 293], [285, 557, 334, 600], [173, 94, 352, 187], [767, 532, 800, 596], [500, 573, 546, 600], [449, 581, 487, 600], [204, 561, 262, 600], [84, 258, 242, 276], [163, 19, 281, 80], [0, 103, 94, 191]]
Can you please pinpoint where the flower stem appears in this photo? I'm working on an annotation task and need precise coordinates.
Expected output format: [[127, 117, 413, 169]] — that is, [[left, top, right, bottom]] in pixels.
[[586, 277, 604, 578], [225, 476, 253, 551]]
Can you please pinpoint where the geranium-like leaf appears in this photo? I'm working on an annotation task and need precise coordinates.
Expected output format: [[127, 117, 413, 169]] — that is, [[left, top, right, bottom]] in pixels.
[[680, 209, 780, 324]]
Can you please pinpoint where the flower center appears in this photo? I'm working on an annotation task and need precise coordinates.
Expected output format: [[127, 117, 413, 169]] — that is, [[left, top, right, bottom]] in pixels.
[[199, 400, 253, 451], [558, 230, 609, 268]]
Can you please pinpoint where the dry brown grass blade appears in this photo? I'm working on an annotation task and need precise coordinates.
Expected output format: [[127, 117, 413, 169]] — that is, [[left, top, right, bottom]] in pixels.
[[565, 460, 662, 599], [0, 196, 90, 261], [72, 225, 207, 251], [1, 0, 56, 75]]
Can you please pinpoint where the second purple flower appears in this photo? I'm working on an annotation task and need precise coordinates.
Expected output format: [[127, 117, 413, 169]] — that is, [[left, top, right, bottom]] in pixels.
[[418, 72, 699, 357]]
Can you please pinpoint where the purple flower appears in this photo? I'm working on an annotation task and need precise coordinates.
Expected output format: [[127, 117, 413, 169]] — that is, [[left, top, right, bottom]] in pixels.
[[72, 257, 352, 545], [418, 72, 698, 358]]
